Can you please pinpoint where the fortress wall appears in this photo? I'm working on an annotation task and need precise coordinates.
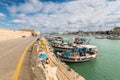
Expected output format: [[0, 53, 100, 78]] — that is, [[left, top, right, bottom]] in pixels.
[[0, 29, 31, 41]]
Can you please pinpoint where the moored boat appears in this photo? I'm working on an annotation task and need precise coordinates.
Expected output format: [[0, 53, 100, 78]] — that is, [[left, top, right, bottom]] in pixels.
[[74, 37, 86, 44], [95, 35, 106, 39], [46, 35, 63, 42], [107, 35, 120, 40], [57, 45, 98, 62], [51, 40, 73, 52], [52, 44, 73, 52]]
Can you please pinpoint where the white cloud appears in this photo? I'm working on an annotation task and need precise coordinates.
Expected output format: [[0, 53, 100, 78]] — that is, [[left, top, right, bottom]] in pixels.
[[11, 19, 24, 24], [7, 0, 43, 15], [0, 13, 6, 19], [6, 0, 120, 32]]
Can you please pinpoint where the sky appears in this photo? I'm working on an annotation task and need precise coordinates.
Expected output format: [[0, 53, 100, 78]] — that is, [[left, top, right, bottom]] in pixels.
[[0, 0, 120, 33]]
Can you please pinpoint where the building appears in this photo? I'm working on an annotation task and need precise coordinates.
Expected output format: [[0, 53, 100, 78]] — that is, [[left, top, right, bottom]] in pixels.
[[112, 27, 120, 36]]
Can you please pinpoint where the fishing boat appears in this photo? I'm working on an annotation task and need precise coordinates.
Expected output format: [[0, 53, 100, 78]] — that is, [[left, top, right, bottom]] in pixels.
[[46, 35, 63, 42], [74, 37, 86, 44], [52, 37, 87, 52], [57, 45, 98, 62], [52, 44, 73, 52], [107, 35, 120, 40], [95, 35, 106, 39], [51, 40, 73, 52]]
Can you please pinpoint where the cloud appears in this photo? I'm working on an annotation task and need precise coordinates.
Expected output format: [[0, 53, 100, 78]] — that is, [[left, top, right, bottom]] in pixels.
[[11, 19, 24, 24], [7, 0, 43, 15], [0, 13, 6, 19], [6, 0, 120, 33]]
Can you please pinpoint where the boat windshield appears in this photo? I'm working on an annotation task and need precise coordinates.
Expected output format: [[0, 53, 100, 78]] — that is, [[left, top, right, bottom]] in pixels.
[[63, 46, 97, 57]]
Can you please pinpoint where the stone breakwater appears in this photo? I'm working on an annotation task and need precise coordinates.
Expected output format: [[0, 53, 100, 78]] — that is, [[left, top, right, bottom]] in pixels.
[[0, 28, 31, 41], [46, 43, 85, 80], [32, 37, 85, 80]]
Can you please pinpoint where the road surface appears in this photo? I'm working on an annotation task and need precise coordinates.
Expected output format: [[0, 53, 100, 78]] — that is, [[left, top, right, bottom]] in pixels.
[[0, 37, 36, 80]]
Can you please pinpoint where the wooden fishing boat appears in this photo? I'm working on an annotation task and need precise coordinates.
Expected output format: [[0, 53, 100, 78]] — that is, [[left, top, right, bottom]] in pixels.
[[51, 37, 86, 52], [52, 44, 73, 52], [73, 37, 86, 44], [57, 45, 98, 62], [107, 36, 120, 40], [95, 35, 106, 39]]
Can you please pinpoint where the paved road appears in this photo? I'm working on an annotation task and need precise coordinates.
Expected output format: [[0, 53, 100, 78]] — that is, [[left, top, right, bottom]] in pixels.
[[0, 37, 36, 80]]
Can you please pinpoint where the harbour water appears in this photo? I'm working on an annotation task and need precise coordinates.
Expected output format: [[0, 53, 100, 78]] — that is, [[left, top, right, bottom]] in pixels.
[[64, 36, 120, 80]]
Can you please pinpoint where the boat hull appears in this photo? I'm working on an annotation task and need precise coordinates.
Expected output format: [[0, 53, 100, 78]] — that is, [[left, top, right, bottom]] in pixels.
[[52, 46, 73, 52], [57, 53, 97, 62]]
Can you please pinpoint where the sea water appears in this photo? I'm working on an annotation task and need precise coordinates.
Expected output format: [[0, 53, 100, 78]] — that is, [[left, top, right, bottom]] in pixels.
[[64, 36, 120, 80]]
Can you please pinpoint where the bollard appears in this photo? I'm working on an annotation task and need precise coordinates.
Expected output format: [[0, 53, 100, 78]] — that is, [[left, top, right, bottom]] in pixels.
[[33, 44, 39, 52]]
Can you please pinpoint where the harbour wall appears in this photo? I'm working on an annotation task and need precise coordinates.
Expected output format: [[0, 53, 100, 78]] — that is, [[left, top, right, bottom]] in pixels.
[[0, 28, 31, 41], [39, 37, 85, 80], [46, 45, 85, 80]]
